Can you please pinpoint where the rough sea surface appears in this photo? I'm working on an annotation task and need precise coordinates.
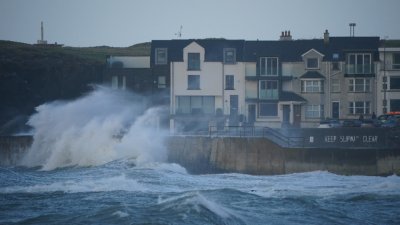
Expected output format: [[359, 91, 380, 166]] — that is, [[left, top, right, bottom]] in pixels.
[[1, 161, 400, 225]]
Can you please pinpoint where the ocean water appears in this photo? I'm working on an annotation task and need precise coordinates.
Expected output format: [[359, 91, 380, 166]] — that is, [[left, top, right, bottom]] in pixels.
[[1, 162, 400, 225], [2, 87, 399, 224]]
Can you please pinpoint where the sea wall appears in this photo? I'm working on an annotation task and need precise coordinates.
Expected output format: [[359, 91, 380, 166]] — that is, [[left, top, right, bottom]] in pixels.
[[1, 135, 400, 176], [0, 135, 32, 165], [166, 136, 400, 176]]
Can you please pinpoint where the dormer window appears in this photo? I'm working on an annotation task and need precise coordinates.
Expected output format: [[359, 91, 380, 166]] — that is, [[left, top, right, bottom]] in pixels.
[[155, 48, 167, 65], [260, 57, 278, 76], [307, 58, 319, 69], [188, 53, 200, 70], [224, 48, 236, 64]]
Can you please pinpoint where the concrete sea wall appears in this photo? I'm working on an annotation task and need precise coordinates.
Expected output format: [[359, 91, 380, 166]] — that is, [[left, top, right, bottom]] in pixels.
[[166, 136, 400, 176], [1, 135, 399, 176]]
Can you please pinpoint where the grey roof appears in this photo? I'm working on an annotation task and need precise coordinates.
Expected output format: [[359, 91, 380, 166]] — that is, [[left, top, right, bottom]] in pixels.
[[151, 36, 381, 66], [300, 71, 325, 79], [280, 91, 306, 102]]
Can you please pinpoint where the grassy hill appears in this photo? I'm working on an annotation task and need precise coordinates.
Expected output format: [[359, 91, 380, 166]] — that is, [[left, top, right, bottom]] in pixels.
[[0, 40, 151, 134]]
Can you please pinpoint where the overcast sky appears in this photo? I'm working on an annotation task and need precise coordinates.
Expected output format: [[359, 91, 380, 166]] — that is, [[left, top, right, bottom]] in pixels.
[[0, 0, 399, 47]]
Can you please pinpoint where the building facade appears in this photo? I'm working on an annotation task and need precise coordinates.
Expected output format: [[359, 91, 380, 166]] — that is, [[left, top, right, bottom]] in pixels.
[[149, 33, 381, 132], [377, 45, 400, 115]]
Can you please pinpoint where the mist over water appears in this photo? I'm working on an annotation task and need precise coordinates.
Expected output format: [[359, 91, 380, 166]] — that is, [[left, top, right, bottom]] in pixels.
[[19, 86, 168, 170]]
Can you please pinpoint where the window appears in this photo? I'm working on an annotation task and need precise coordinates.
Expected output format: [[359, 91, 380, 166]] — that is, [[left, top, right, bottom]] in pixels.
[[301, 80, 324, 93], [259, 80, 278, 99], [393, 53, 400, 69], [176, 96, 215, 114], [349, 101, 370, 114], [390, 99, 400, 111], [188, 53, 200, 70], [224, 48, 236, 64], [306, 58, 319, 69], [111, 76, 125, 90], [332, 62, 340, 71], [188, 75, 200, 90], [225, 75, 234, 90], [259, 103, 278, 117], [390, 77, 400, 90], [155, 48, 167, 65], [260, 57, 278, 76], [331, 79, 340, 92], [158, 76, 166, 88], [305, 105, 324, 118], [346, 53, 372, 74], [111, 76, 118, 89], [348, 78, 370, 92]]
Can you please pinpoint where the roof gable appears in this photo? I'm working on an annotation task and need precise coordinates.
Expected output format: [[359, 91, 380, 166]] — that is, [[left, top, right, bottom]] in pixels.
[[301, 48, 325, 57]]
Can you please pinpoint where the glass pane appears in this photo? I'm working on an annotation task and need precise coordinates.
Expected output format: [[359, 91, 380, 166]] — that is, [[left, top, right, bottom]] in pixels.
[[177, 96, 190, 114], [203, 97, 215, 114]]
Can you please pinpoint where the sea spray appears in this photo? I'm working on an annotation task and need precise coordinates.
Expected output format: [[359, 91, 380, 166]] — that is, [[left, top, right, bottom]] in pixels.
[[19, 87, 168, 170]]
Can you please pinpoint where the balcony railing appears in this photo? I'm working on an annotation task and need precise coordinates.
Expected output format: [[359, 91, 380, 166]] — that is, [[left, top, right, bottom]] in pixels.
[[380, 63, 400, 71], [259, 90, 278, 100], [345, 64, 374, 74]]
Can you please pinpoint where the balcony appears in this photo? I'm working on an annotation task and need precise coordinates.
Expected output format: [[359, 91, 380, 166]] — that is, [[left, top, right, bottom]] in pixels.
[[259, 90, 279, 100], [380, 63, 400, 71], [345, 64, 374, 77]]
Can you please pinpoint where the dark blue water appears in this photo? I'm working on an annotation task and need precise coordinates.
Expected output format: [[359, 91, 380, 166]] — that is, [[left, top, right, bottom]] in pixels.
[[1, 161, 400, 225]]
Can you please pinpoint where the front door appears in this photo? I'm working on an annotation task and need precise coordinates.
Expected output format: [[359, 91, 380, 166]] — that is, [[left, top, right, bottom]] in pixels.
[[293, 105, 301, 127], [229, 95, 238, 126], [282, 105, 290, 127], [248, 104, 256, 126], [332, 102, 340, 119]]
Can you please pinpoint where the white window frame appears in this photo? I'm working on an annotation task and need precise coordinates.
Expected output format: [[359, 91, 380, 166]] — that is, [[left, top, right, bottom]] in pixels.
[[260, 57, 279, 76], [155, 48, 167, 65], [306, 58, 319, 69], [348, 78, 370, 92], [223, 48, 236, 64], [349, 101, 370, 115], [301, 79, 324, 93], [346, 53, 372, 74], [305, 105, 324, 118]]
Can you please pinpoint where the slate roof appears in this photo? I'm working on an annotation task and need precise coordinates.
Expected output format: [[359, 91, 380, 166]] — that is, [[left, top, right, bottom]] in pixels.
[[300, 71, 325, 79], [280, 91, 306, 102], [151, 39, 245, 65], [151, 36, 380, 66], [243, 37, 380, 62]]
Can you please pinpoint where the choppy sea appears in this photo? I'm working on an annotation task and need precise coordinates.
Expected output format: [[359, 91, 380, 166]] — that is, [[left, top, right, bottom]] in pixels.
[[1, 161, 400, 225]]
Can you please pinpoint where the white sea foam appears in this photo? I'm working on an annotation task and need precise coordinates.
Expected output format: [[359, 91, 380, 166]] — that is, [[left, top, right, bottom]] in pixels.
[[0, 174, 146, 194], [18, 87, 168, 170], [112, 211, 129, 218]]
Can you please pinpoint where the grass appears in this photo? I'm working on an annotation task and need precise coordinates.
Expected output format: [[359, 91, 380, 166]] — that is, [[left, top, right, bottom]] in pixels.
[[0, 40, 151, 63]]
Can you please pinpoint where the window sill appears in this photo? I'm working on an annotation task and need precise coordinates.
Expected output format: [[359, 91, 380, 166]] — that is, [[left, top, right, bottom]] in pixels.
[[187, 69, 201, 71], [187, 88, 201, 90]]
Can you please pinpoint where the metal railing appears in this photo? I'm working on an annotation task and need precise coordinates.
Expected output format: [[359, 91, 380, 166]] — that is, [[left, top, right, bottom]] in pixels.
[[207, 125, 305, 148]]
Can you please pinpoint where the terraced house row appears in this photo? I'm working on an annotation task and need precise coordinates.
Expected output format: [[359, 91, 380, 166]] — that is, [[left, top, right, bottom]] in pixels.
[[105, 30, 400, 132]]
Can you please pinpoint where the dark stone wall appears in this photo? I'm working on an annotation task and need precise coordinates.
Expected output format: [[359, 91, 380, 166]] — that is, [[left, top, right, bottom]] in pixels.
[[167, 136, 400, 176]]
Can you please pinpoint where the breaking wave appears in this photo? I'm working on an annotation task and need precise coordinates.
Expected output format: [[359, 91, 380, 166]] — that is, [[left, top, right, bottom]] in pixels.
[[18, 87, 168, 170]]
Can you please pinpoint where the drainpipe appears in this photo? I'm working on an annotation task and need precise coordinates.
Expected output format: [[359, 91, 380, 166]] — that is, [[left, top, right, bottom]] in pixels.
[[170, 62, 175, 134]]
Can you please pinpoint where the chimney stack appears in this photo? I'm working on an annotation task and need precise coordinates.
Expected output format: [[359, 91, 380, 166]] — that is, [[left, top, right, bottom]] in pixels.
[[324, 29, 329, 44], [280, 30, 292, 41]]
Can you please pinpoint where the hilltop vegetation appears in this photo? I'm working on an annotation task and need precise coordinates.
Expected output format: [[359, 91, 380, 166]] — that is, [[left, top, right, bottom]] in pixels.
[[0, 40, 150, 134]]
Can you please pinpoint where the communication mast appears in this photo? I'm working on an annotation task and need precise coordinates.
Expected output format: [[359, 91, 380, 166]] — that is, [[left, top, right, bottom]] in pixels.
[[175, 25, 183, 39], [37, 21, 48, 45]]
